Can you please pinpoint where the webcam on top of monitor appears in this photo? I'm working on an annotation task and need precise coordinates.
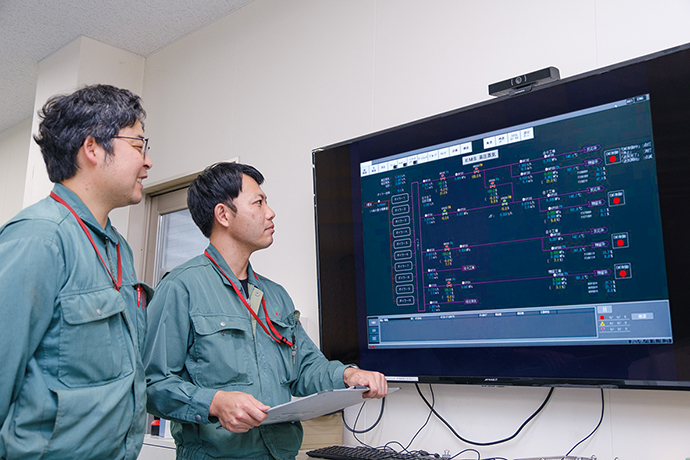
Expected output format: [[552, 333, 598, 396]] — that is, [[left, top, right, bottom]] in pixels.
[[489, 66, 560, 97]]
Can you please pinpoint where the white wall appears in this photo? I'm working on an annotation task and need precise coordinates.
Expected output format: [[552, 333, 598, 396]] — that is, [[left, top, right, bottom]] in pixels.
[[136, 1, 690, 458], [3, 1, 684, 458], [0, 119, 30, 226]]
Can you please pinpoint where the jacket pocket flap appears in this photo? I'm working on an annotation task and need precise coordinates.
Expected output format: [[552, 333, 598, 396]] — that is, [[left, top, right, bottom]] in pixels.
[[270, 310, 300, 329], [191, 314, 250, 336], [61, 289, 126, 325]]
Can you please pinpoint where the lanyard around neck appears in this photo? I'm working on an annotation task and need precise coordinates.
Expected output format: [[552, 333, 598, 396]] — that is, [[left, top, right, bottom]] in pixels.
[[50, 192, 122, 291], [205, 250, 293, 347]]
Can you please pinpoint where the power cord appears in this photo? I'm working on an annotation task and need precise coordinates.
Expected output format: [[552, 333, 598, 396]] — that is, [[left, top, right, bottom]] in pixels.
[[562, 388, 605, 458], [386, 385, 435, 455], [342, 396, 386, 434], [341, 384, 603, 459], [415, 383, 554, 446], [343, 390, 439, 458]]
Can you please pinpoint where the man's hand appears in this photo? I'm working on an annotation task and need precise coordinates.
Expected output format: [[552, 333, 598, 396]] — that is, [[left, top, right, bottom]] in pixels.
[[209, 390, 269, 433], [343, 367, 388, 399]]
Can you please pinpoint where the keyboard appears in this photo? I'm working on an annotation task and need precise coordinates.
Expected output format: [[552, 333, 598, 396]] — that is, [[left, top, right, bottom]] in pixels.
[[306, 445, 433, 459]]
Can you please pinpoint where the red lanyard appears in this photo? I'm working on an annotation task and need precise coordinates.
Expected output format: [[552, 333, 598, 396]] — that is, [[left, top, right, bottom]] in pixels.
[[205, 250, 293, 347], [50, 192, 122, 291]]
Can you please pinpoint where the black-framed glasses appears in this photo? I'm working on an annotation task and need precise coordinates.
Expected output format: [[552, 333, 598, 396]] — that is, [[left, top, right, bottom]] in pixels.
[[112, 136, 149, 158]]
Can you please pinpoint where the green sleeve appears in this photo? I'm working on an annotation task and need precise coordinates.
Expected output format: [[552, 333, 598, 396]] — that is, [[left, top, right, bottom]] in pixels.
[[143, 276, 218, 424], [0, 230, 62, 425]]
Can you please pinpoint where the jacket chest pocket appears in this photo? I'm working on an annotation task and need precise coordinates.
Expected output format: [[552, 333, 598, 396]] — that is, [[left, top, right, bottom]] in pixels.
[[58, 289, 130, 387], [190, 314, 253, 388]]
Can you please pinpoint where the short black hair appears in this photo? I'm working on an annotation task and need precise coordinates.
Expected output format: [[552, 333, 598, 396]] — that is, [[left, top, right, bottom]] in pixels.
[[33, 84, 146, 183], [187, 162, 265, 238]]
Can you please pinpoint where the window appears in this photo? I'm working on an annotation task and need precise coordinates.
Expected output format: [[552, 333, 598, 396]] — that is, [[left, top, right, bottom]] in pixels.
[[127, 158, 237, 287], [147, 188, 207, 285]]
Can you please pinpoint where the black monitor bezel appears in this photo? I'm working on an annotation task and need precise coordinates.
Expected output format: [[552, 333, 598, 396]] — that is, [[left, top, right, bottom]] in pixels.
[[312, 43, 690, 390]]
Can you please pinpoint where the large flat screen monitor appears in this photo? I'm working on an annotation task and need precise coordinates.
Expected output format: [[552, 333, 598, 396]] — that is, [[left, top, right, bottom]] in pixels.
[[313, 43, 690, 390]]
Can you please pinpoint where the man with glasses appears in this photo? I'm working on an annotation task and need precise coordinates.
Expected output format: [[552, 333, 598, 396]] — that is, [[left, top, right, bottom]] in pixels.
[[0, 84, 153, 460]]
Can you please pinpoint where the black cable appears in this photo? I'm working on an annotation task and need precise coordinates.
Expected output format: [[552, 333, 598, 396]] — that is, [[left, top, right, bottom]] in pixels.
[[351, 402, 373, 447], [448, 447, 481, 459], [396, 381, 435, 454], [343, 389, 439, 458], [342, 396, 386, 434], [342, 385, 600, 458], [563, 388, 605, 458], [415, 383, 554, 446]]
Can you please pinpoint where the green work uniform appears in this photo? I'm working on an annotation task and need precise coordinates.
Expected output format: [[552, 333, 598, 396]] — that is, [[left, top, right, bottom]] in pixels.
[[0, 184, 149, 459], [144, 244, 350, 460]]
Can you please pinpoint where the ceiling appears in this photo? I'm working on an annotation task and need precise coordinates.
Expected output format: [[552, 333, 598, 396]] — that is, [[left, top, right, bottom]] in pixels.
[[0, 0, 255, 135]]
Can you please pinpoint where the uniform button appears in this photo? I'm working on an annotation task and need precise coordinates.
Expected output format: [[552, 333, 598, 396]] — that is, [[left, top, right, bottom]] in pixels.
[[195, 415, 202, 422], [96, 309, 103, 316], [220, 321, 226, 327]]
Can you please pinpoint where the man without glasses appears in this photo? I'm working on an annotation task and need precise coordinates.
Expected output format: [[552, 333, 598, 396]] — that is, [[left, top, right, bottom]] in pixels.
[[144, 162, 388, 460]]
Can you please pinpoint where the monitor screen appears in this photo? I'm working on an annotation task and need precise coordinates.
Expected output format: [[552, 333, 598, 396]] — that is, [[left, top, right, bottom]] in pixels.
[[313, 43, 690, 389]]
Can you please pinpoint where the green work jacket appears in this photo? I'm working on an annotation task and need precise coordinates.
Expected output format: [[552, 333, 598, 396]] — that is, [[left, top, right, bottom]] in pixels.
[[0, 184, 149, 459], [144, 244, 349, 460]]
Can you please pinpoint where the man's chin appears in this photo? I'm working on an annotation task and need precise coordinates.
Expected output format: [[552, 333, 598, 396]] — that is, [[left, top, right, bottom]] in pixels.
[[119, 192, 143, 208], [127, 196, 143, 206]]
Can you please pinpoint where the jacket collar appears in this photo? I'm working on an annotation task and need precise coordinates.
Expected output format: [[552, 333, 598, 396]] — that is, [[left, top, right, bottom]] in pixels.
[[52, 183, 118, 242], [205, 243, 260, 288]]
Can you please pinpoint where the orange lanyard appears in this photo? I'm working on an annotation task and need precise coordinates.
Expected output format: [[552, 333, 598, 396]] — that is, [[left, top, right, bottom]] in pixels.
[[50, 192, 122, 291], [205, 250, 293, 347]]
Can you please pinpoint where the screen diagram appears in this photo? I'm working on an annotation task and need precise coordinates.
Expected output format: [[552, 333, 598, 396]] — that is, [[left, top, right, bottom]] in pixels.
[[359, 96, 672, 349]]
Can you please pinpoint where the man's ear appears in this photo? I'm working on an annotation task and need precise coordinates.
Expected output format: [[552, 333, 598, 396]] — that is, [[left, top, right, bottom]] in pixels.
[[80, 136, 101, 167], [214, 203, 232, 229]]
